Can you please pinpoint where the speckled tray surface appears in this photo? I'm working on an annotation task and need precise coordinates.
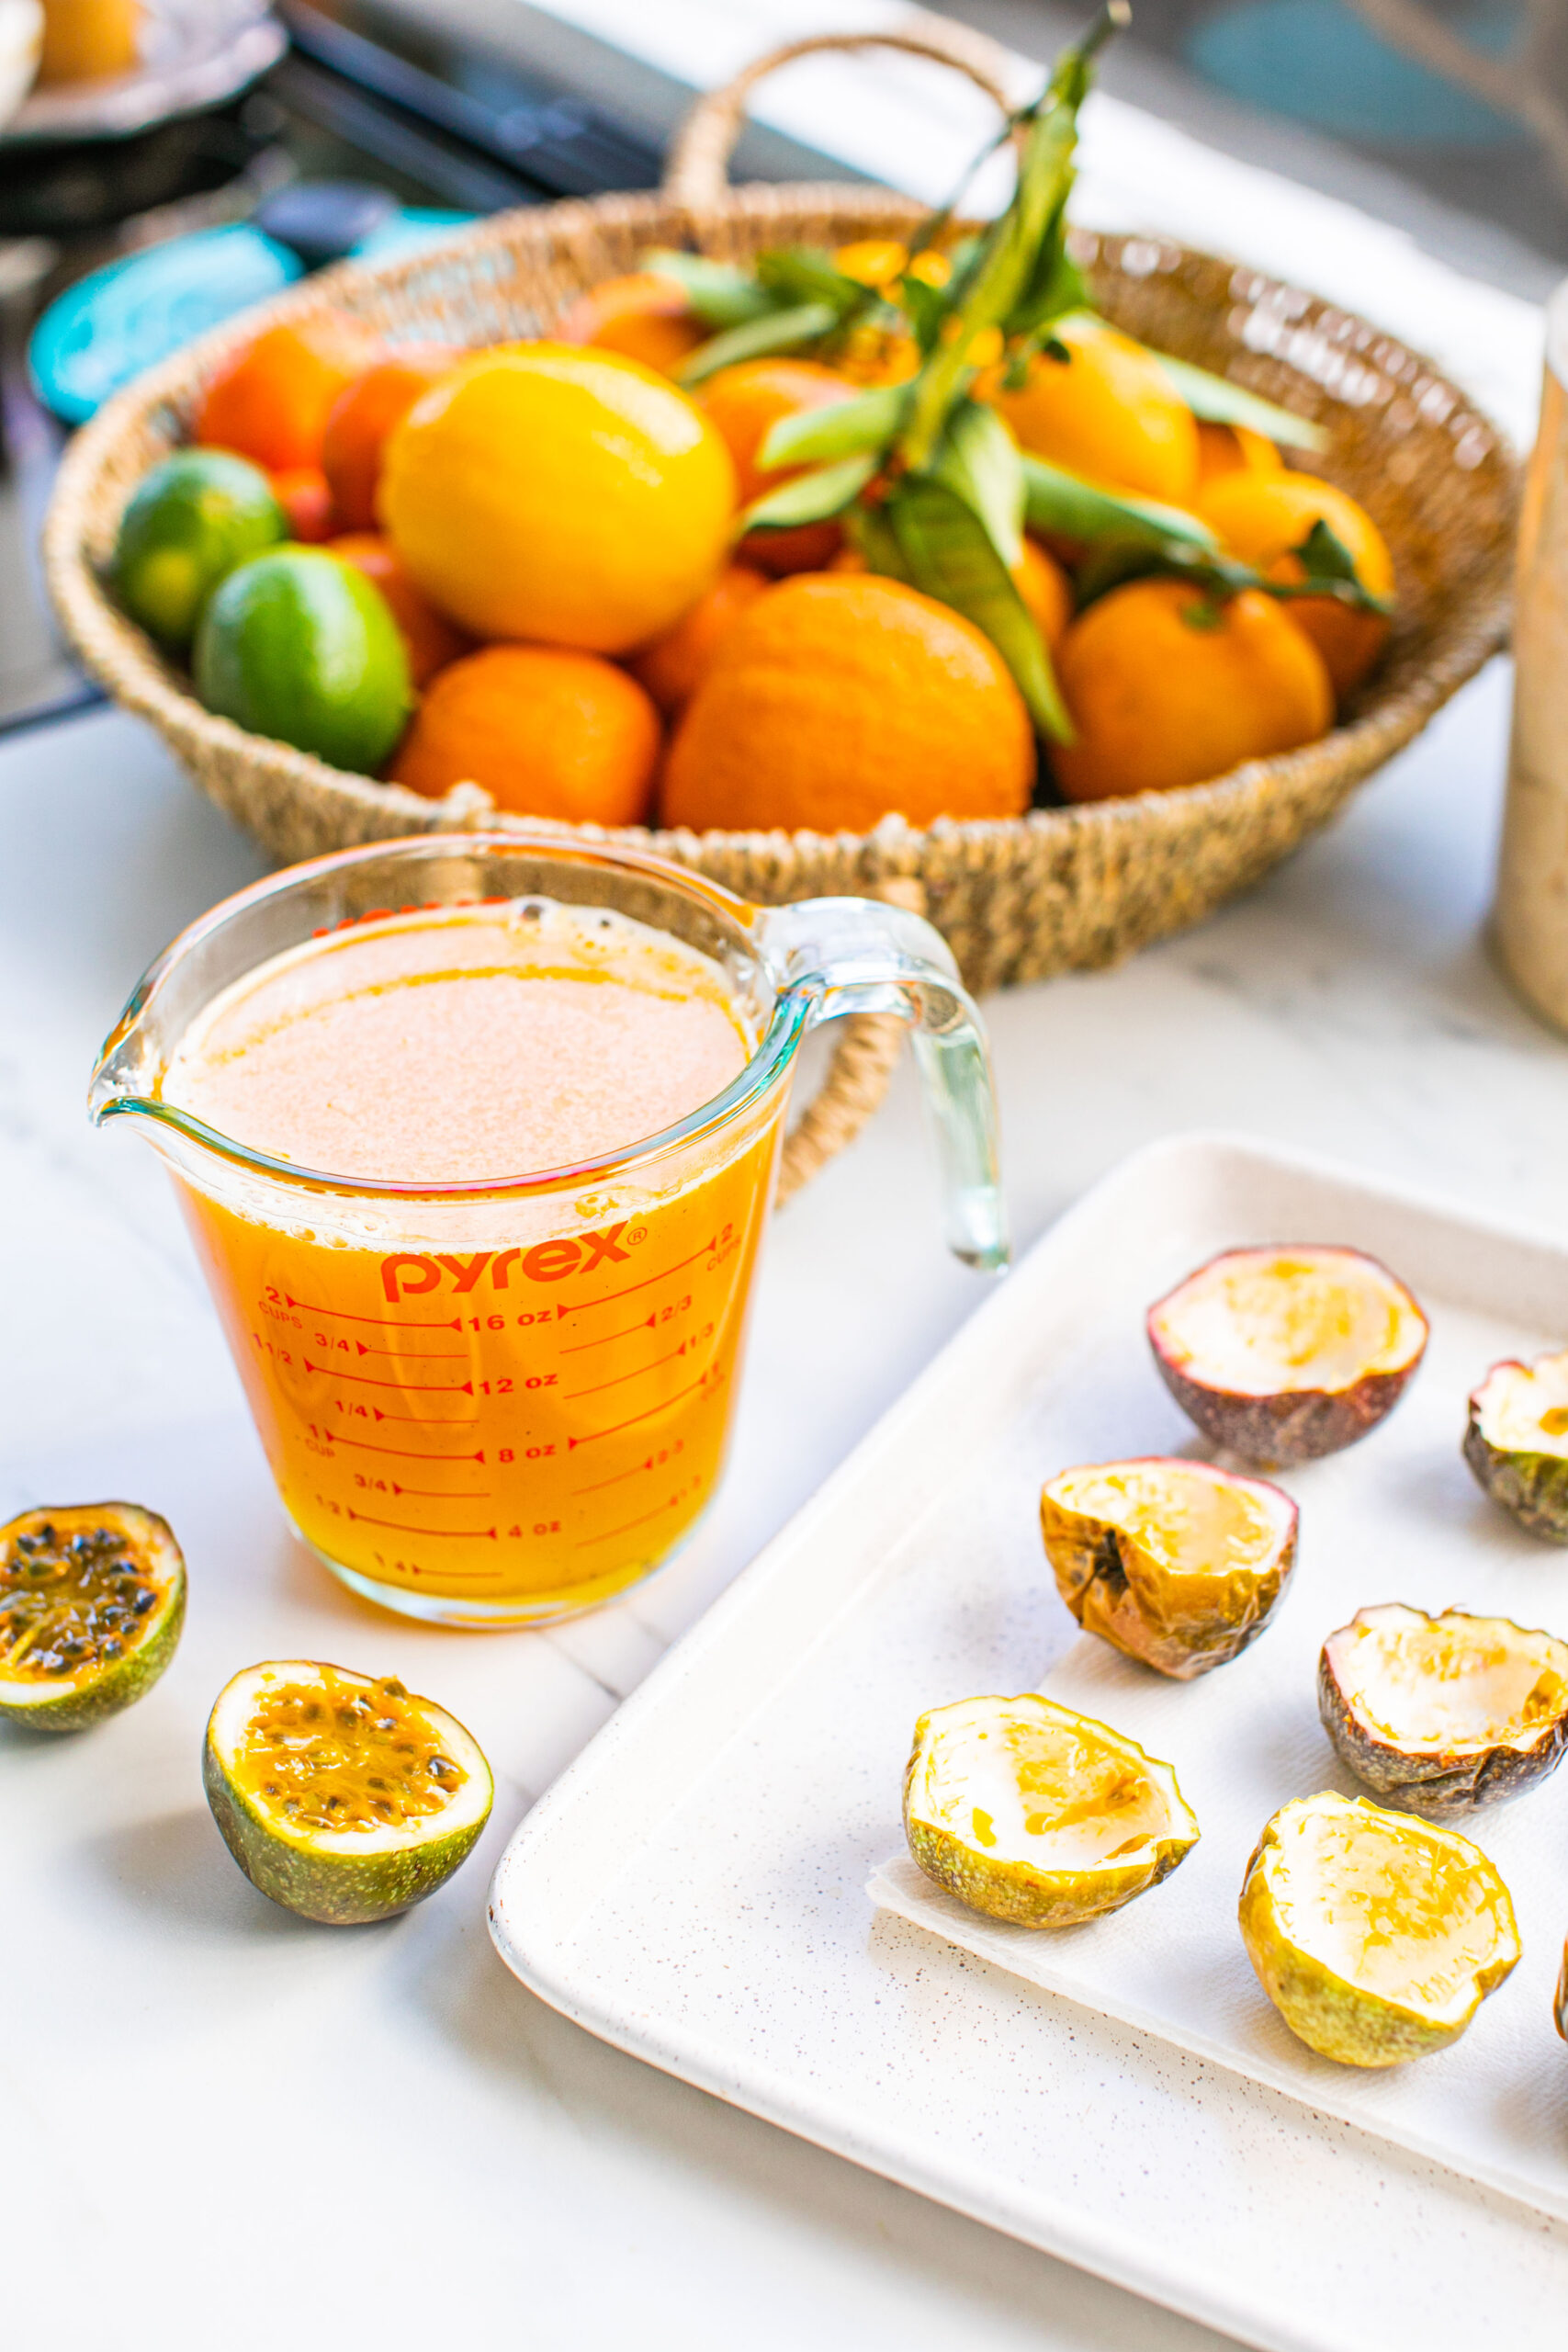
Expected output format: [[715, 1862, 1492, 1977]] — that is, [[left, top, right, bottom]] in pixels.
[[489, 1136, 1568, 2352]]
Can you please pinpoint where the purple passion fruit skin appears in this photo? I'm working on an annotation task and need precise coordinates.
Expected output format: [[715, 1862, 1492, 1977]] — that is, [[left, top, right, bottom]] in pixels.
[[1040, 1456, 1297, 1679], [1463, 1351, 1568, 1542], [1318, 1603, 1568, 1817], [0, 1503, 186, 1731], [1147, 1245, 1428, 1465]]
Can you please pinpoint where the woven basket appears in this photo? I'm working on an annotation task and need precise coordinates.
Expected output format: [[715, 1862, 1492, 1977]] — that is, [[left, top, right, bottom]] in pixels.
[[43, 23, 1517, 1177]]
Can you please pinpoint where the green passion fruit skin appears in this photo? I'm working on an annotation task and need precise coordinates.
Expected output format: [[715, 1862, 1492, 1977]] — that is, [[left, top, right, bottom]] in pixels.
[[0, 1503, 186, 1731], [1464, 1351, 1568, 1542], [203, 1659, 493, 1926]]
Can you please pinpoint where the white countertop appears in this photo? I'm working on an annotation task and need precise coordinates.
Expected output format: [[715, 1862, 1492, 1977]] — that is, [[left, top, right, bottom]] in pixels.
[[7, 12, 1565, 2348]]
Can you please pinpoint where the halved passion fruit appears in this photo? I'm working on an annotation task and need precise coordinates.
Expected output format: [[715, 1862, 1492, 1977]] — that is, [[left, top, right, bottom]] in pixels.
[[204, 1660, 493, 1925], [1040, 1456, 1297, 1679], [1319, 1602, 1568, 1815], [1238, 1791, 1519, 2065], [0, 1502, 185, 1731], [1464, 1350, 1568, 1541], [903, 1692, 1200, 1927], [1148, 1245, 1428, 1464], [1556, 1941, 1567, 2042]]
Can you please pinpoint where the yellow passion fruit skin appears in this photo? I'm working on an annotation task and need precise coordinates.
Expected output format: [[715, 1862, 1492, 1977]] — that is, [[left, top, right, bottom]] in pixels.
[[1147, 1246, 1428, 1464], [1318, 1602, 1568, 1817], [1463, 1351, 1568, 1542], [0, 1503, 186, 1731], [203, 1659, 493, 1925]]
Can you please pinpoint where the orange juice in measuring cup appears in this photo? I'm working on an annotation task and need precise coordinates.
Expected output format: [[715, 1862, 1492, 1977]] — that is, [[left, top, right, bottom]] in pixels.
[[91, 837, 1005, 1625]]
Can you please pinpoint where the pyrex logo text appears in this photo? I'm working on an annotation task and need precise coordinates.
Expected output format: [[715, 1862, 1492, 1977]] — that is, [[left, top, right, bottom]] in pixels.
[[380, 1225, 631, 1303]]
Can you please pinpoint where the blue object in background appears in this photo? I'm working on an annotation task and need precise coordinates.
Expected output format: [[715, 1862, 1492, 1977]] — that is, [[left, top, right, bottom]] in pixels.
[[28, 207, 476, 425], [1188, 0, 1525, 144]]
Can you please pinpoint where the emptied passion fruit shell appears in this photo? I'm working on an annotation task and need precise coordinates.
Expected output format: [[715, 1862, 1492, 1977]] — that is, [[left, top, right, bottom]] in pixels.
[[1319, 1602, 1568, 1816], [204, 1659, 493, 1925], [1238, 1791, 1519, 2065], [903, 1692, 1200, 1927], [1147, 1245, 1428, 1464], [0, 1502, 186, 1731], [1464, 1350, 1568, 1541], [1041, 1456, 1297, 1679]]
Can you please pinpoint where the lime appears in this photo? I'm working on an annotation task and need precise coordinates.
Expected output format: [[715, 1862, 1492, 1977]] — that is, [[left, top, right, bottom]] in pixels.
[[203, 1659, 494, 1924], [194, 547, 412, 774], [112, 449, 287, 650], [0, 1503, 186, 1732]]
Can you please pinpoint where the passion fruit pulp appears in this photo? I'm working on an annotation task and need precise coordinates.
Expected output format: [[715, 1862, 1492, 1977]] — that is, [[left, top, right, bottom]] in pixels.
[[0, 1503, 186, 1731], [1464, 1349, 1568, 1541], [1147, 1245, 1427, 1464], [1319, 1602, 1568, 1816], [1041, 1455, 1297, 1679], [203, 1659, 493, 1924], [1238, 1792, 1519, 2066], [903, 1692, 1200, 1927]]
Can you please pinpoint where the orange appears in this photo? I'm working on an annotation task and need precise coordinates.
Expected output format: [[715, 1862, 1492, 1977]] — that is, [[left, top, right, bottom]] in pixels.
[[628, 562, 770, 716], [985, 315, 1200, 506], [327, 534, 472, 687], [389, 643, 660, 823], [699, 357, 860, 575], [321, 346, 465, 531], [194, 315, 382, 473], [557, 271, 706, 375], [661, 573, 1034, 834], [268, 466, 334, 544], [1195, 420, 1283, 491], [1197, 470, 1393, 695], [39, 0, 139, 83], [1050, 578, 1334, 804], [832, 537, 1070, 648], [380, 343, 735, 653]]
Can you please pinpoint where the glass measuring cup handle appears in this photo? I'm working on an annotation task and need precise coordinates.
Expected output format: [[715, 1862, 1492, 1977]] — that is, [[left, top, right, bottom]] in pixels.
[[759, 897, 1009, 1274]]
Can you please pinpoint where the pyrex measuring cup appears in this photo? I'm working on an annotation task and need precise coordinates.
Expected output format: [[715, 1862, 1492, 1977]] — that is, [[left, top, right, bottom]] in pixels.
[[90, 834, 1006, 1627]]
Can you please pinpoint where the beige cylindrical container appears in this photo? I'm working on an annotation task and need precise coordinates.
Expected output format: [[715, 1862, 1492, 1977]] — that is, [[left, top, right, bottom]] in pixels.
[[1496, 282, 1568, 1029]]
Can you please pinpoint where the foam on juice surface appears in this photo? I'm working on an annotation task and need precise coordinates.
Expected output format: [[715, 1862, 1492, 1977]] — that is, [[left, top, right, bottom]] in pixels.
[[162, 899, 753, 1183]]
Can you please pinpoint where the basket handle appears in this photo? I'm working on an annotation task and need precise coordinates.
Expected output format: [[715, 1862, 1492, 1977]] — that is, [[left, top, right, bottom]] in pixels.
[[661, 21, 1018, 214]]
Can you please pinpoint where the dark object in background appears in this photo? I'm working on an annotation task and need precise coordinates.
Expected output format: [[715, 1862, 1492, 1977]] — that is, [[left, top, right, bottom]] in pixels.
[[253, 176, 397, 266]]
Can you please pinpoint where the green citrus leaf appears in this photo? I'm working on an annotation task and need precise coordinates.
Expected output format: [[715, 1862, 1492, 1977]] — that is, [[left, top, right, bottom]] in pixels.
[[756, 247, 868, 316], [1021, 455, 1217, 548], [1152, 351, 1327, 450], [882, 477, 1074, 743], [677, 302, 840, 387], [738, 452, 879, 535], [758, 381, 908, 472], [930, 400, 1024, 568], [639, 249, 777, 328]]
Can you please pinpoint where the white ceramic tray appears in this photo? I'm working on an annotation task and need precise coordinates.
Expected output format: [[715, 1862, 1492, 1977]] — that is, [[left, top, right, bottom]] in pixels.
[[489, 1136, 1568, 2352]]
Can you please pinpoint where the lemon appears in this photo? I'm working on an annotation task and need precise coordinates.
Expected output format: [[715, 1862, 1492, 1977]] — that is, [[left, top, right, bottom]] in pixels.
[[112, 448, 287, 650], [194, 547, 412, 775]]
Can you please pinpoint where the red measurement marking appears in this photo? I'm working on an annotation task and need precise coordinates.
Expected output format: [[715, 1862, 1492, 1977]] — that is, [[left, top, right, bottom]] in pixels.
[[564, 1342, 686, 1403], [345, 1509, 497, 1537], [370, 1406, 479, 1426], [392, 1482, 491, 1499], [355, 1340, 468, 1360], [575, 1497, 681, 1547], [321, 1434, 487, 1463], [287, 1295, 461, 1329], [567, 1367, 719, 1448], [308, 1360, 472, 1394], [559, 1312, 656, 1355], [571, 1456, 660, 1497], [571, 1240, 714, 1313]]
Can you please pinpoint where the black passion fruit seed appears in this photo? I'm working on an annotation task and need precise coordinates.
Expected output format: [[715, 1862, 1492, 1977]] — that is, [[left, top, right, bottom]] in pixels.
[[0, 1503, 186, 1731], [203, 1660, 493, 1925]]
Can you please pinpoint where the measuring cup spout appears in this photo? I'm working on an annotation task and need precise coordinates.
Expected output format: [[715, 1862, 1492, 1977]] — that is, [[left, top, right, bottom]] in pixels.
[[88, 976, 164, 1131], [759, 898, 1009, 1274]]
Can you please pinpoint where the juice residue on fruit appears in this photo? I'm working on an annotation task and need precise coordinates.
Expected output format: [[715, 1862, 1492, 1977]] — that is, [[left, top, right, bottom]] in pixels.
[[159, 899, 754, 1182]]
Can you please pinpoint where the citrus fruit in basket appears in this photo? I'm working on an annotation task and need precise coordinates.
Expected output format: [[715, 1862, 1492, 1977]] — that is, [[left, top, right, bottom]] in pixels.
[[1198, 470, 1393, 695], [267, 464, 333, 543], [985, 313, 1201, 505], [321, 345, 466, 531], [832, 536, 1071, 648], [0, 1503, 186, 1733], [194, 314, 382, 472], [39, 0, 139, 83], [558, 270, 706, 374], [327, 532, 470, 686], [380, 343, 735, 651], [629, 560, 771, 715], [194, 546, 412, 775], [203, 1659, 493, 1925], [1051, 578, 1333, 803], [1195, 419, 1283, 490], [111, 447, 286, 650], [390, 641, 661, 821], [698, 357, 861, 574], [660, 573, 1034, 834]]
